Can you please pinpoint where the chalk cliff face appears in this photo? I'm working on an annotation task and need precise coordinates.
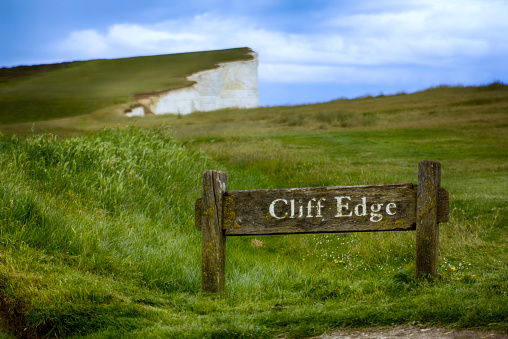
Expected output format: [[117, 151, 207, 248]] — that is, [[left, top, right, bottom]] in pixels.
[[126, 51, 258, 117]]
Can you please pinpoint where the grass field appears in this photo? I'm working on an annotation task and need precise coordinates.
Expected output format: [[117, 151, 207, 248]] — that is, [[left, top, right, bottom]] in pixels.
[[0, 52, 507, 338]]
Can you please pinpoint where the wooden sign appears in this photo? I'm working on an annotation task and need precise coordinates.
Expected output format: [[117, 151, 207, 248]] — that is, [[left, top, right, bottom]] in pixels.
[[196, 184, 449, 235], [196, 161, 449, 292]]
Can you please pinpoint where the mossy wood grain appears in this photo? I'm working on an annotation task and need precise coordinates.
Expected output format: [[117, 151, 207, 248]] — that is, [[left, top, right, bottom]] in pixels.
[[416, 160, 441, 278], [201, 170, 228, 293]]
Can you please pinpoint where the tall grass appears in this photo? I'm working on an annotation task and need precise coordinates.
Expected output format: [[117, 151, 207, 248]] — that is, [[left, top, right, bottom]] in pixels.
[[0, 128, 206, 336], [1, 128, 220, 291]]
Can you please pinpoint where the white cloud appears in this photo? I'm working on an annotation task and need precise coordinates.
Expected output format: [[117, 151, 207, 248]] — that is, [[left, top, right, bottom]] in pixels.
[[56, 1, 507, 86], [108, 25, 172, 44], [326, 0, 506, 62], [61, 30, 109, 57]]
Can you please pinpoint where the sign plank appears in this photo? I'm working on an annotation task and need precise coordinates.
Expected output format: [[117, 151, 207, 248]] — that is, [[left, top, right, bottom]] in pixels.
[[195, 183, 449, 236]]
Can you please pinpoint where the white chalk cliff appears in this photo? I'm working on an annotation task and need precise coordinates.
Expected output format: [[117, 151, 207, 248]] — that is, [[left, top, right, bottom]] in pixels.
[[126, 51, 258, 117]]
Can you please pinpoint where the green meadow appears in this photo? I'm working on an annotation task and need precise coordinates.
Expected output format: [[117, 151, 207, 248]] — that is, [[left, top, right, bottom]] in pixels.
[[0, 49, 507, 338]]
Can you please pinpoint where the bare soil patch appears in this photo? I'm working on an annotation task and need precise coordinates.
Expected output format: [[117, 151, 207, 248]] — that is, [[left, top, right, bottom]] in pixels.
[[312, 325, 508, 339]]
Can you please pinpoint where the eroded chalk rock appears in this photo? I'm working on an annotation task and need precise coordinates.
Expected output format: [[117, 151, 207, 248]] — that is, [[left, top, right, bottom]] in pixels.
[[126, 51, 258, 117]]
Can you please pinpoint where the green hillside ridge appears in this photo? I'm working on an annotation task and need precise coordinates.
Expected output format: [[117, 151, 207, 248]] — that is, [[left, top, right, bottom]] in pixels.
[[0, 47, 254, 125]]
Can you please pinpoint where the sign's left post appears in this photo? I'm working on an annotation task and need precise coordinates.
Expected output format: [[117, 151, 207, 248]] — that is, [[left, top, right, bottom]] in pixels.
[[201, 170, 228, 293]]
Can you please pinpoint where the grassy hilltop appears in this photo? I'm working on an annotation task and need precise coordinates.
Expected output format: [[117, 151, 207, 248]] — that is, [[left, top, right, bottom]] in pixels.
[[0, 47, 254, 126], [0, 50, 507, 338]]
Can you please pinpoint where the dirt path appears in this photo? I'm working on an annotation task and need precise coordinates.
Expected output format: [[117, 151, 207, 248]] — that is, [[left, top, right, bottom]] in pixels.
[[312, 325, 508, 339]]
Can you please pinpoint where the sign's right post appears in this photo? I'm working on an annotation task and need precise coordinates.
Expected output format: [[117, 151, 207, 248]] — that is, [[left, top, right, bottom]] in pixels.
[[416, 160, 441, 279]]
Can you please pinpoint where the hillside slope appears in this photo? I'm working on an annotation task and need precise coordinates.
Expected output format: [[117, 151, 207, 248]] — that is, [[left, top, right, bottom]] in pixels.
[[0, 47, 254, 125]]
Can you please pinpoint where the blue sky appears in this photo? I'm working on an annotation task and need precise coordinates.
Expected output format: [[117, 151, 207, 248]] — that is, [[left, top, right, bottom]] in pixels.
[[1, 0, 507, 106]]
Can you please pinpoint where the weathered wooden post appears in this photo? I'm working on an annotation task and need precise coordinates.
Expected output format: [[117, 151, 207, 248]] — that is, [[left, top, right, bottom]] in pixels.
[[201, 170, 228, 293], [416, 160, 441, 279]]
